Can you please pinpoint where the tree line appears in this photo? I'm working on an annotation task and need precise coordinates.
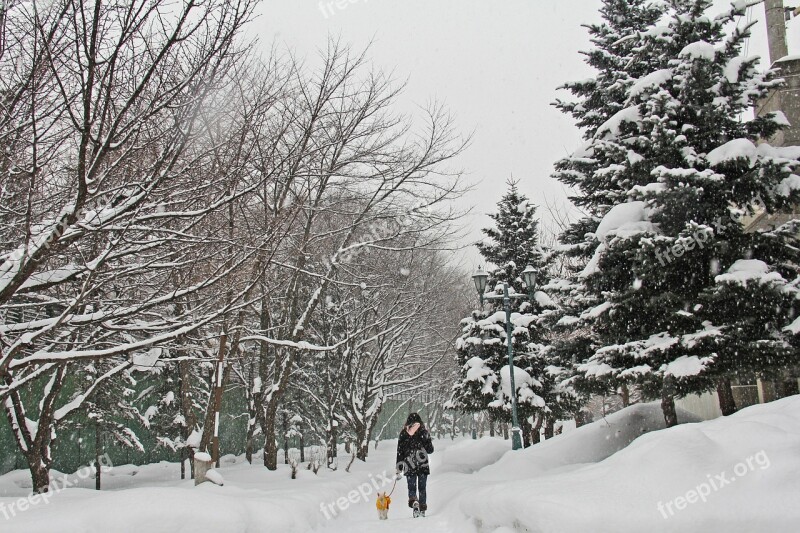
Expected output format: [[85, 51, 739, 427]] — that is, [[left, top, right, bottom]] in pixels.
[[0, 0, 470, 492]]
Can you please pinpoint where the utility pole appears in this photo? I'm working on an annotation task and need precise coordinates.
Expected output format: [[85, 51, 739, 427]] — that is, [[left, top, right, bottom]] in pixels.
[[758, 0, 800, 148], [765, 0, 789, 64]]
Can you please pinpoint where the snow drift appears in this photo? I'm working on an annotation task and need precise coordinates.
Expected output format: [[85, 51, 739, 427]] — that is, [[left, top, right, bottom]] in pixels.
[[459, 396, 800, 532]]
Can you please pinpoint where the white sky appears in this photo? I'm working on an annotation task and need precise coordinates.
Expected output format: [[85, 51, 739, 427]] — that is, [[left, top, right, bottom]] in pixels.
[[254, 1, 794, 268]]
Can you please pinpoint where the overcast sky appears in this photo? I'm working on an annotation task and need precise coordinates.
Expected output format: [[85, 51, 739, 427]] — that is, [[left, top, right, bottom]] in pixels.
[[253, 0, 794, 268]]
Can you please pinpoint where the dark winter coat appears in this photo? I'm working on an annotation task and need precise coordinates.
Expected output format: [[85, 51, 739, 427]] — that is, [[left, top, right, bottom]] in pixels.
[[396, 426, 434, 476]]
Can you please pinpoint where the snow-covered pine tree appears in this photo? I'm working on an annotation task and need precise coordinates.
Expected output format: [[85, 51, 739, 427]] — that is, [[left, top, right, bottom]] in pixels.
[[476, 180, 548, 280], [559, 0, 800, 425], [451, 181, 568, 445], [554, 0, 667, 141], [137, 352, 208, 469], [548, 0, 669, 413], [64, 359, 144, 489]]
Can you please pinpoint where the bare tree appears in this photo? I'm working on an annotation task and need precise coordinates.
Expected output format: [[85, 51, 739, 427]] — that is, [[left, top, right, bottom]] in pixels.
[[230, 40, 467, 470], [0, 0, 258, 492]]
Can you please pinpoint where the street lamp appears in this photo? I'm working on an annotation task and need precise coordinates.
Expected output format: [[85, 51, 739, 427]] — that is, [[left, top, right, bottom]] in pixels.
[[521, 264, 537, 292], [471, 265, 538, 451], [472, 267, 489, 303]]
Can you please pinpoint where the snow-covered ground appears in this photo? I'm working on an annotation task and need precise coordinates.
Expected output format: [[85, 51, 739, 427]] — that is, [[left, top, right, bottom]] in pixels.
[[2, 397, 798, 532]]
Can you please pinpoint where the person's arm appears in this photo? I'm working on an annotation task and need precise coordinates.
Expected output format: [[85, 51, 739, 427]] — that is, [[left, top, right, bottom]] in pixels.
[[422, 428, 434, 454], [396, 432, 406, 472]]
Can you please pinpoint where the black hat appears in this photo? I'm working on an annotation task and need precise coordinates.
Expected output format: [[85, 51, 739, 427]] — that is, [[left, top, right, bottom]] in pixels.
[[406, 412, 423, 426]]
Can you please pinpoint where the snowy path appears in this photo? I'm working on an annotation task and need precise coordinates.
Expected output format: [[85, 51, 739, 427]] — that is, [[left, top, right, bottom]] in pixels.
[[314, 438, 489, 532], [319, 500, 456, 533]]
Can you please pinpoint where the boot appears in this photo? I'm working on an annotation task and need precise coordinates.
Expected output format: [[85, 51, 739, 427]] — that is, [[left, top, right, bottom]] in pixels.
[[408, 497, 417, 508], [420, 502, 427, 517]]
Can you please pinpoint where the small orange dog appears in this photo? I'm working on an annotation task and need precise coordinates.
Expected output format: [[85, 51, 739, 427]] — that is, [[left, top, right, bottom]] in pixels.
[[376, 491, 391, 520]]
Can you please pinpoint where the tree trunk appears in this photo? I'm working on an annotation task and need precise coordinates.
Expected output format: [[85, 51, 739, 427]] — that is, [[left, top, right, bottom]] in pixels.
[[5, 365, 64, 493], [531, 415, 543, 445], [250, 293, 269, 467], [95, 422, 102, 490], [29, 460, 50, 494], [502, 422, 509, 440], [661, 376, 678, 428], [178, 358, 197, 478], [199, 334, 231, 461], [355, 423, 369, 461], [246, 434, 254, 465], [620, 384, 630, 407], [327, 420, 338, 467], [244, 381, 259, 465], [544, 417, 554, 440], [778, 376, 799, 399], [282, 412, 289, 465], [356, 440, 369, 462], [716, 377, 737, 416], [520, 417, 532, 448], [263, 407, 278, 470], [299, 434, 305, 463], [180, 448, 186, 480]]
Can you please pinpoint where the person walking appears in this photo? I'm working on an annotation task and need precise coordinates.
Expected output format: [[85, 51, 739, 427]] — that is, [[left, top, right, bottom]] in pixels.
[[395, 412, 434, 517]]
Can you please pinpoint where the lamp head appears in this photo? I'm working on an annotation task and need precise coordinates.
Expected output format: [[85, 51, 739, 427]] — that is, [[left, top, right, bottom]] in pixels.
[[522, 264, 537, 289], [472, 266, 489, 295]]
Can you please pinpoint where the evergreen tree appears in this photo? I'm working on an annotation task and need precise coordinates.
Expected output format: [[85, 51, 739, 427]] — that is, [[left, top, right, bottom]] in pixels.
[[555, 0, 800, 425], [549, 0, 669, 413], [555, 0, 666, 141], [451, 182, 574, 445], [476, 180, 548, 285], [64, 358, 144, 488], [139, 363, 185, 453], [137, 353, 209, 465]]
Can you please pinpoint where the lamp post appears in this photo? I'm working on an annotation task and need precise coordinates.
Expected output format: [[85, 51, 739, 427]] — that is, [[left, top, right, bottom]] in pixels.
[[472, 265, 538, 451]]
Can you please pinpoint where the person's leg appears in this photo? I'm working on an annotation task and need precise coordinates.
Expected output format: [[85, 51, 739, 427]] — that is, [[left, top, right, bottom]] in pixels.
[[406, 473, 418, 505], [418, 474, 428, 506]]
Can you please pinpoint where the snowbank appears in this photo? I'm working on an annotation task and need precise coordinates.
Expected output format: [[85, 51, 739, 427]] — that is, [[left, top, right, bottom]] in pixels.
[[459, 396, 800, 532], [432, 437, 510, 475], [476, 402, 700, 482]]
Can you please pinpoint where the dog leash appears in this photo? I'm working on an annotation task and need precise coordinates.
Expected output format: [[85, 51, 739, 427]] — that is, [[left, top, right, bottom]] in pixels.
[[387, 476, 398, 497]]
